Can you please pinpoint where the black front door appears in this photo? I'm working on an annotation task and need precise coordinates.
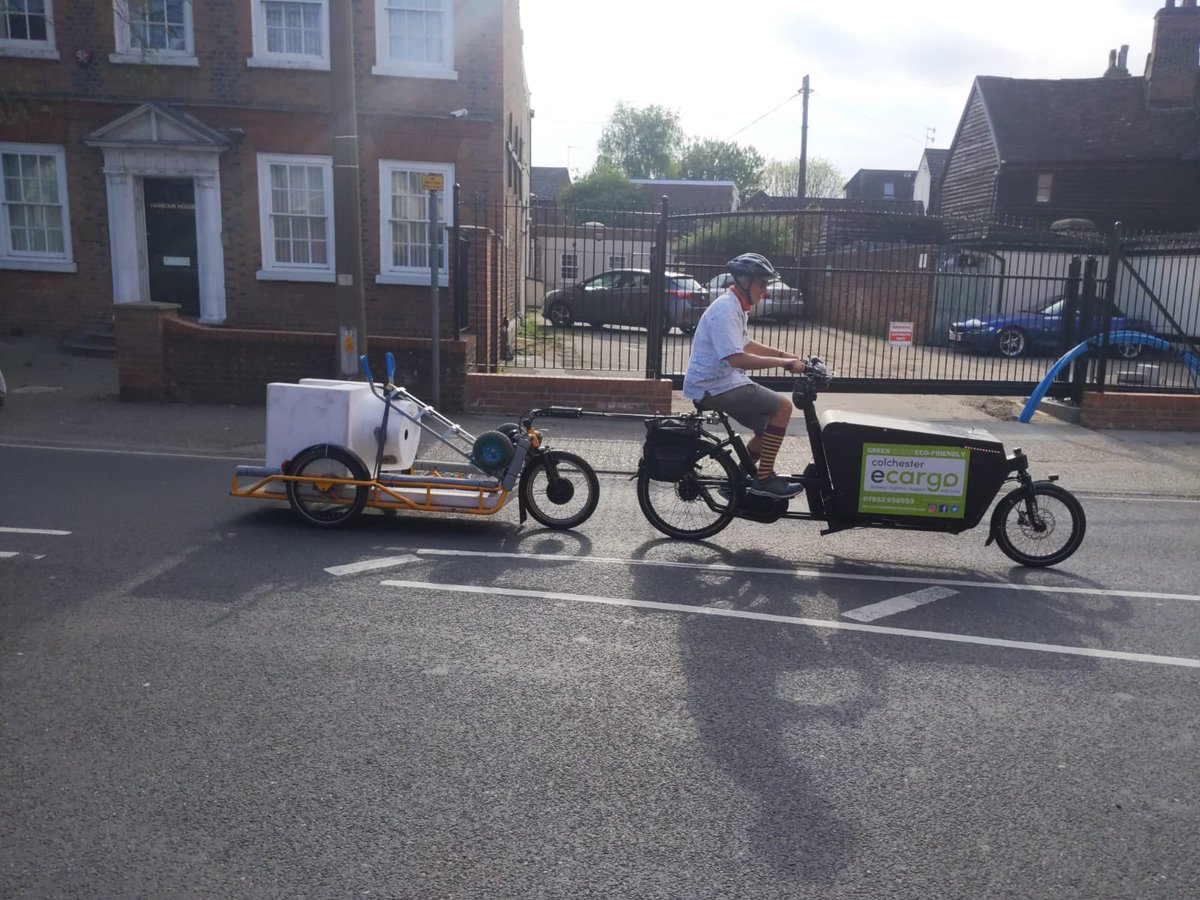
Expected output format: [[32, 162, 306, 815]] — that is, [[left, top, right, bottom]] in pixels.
[[143, 178, 200, 317]]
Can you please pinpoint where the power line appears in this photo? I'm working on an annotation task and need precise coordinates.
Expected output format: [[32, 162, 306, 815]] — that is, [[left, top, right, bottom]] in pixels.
[[810, 88, 926, 146], [725, 92, 801, 140]]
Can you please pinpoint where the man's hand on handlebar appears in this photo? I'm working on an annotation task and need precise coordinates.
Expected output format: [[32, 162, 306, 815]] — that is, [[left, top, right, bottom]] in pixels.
[[782, 358, 806, 374]]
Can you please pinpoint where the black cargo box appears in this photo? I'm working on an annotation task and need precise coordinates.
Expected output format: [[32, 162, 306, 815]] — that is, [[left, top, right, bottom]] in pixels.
[[818, 410, 1010, 532]]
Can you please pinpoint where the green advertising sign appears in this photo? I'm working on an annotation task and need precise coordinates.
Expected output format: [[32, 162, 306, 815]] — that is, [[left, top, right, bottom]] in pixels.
[[858, 443, 970, 518]]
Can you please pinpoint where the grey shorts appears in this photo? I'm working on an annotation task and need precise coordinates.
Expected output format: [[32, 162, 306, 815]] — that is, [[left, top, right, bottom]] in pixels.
[[698, 383, 782, 435]]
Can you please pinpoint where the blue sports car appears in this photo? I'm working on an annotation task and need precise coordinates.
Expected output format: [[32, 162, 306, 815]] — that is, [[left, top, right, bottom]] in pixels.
[[948, 297, 1154, 359]]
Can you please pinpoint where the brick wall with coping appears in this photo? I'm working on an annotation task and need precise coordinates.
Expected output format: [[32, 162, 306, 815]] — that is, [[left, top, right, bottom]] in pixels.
[[1080, 390, 1200, 430], [114, 302, 474, 407], [465, 373, 673, 416]]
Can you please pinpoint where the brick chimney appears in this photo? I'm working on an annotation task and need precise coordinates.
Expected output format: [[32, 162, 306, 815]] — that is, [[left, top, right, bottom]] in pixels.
[[1146, 0, 1200, 107]]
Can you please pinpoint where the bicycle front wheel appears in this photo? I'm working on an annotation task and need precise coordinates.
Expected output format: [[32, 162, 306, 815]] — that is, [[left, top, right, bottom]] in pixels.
[[636, 444, 740, 540], [519, 450, 600, 529], [993, 481, 1086, 567]]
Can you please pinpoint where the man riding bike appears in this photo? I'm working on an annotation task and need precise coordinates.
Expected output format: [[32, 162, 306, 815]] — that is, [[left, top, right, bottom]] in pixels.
[[683, 253, 807, 499]]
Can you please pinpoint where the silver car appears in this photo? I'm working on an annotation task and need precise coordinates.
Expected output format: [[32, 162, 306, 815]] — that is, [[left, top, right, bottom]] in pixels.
[[704, 273, 805, 322], [543, 269, 709, 335]]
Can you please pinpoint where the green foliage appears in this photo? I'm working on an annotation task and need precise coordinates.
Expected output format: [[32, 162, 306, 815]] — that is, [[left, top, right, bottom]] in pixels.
[[678, 139, 765, 197], [597, 102, 685, 180], [761, 156, 845, 199], [559, 160, 651, 225], [672, 214, 796, 262]]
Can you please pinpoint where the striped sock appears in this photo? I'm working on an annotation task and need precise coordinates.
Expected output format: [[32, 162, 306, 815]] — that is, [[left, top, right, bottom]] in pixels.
[[756, 424, 787, 479]]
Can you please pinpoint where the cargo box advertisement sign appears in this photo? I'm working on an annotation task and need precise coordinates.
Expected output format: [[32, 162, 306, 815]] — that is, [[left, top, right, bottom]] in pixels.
[[859, 444, 969, 518]]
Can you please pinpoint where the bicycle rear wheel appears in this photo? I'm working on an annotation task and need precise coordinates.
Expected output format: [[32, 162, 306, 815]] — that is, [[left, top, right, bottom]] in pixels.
[[636, 443, 740, 539]]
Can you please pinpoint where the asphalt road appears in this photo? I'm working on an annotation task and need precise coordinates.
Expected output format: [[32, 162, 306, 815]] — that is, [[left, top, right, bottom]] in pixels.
[[3, 446, 1199, 899]]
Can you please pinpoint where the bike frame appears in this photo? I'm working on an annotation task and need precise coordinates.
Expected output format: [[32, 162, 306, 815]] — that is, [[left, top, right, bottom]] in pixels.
[[684, 387, 1046, 535]]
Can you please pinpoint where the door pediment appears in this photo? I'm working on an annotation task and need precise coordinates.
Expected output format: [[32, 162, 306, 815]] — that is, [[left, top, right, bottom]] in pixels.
[[84, 103, 230, 152]]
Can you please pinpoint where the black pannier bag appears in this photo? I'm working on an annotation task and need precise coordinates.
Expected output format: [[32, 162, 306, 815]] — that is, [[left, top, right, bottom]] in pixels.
[[642, 418, 702, 481]]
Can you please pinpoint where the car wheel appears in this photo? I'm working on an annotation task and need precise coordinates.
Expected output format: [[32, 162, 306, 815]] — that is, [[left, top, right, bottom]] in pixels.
[[546, 302, 573, 328], [1114, 341, 1143, 359], [996, 326, 1027, 358]]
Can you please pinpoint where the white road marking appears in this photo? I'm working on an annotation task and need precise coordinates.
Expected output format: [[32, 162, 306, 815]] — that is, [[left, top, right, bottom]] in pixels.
[[412, 548, 1200, 604], [0, 551, 18, 558], [0, 527, 71, 536], [0, 442, 259, 463], [379, 579, 1200, 670], [325, 554, 420, 576], [843, 587, 960, 622]]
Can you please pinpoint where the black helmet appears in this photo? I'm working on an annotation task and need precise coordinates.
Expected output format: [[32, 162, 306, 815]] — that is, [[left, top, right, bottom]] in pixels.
[[727, 253, 779, 281]]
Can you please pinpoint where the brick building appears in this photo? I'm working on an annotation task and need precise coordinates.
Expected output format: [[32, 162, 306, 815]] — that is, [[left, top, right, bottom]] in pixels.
[[0, 0, 531, 342]]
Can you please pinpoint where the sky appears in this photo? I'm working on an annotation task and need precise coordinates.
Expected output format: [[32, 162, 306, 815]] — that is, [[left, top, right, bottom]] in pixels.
[[520, 0, 1156, 186]]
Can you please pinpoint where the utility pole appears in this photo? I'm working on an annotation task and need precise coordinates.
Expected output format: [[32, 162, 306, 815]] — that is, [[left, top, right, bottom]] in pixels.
[[797, 75, 811, 200], [330, 0, 367, 378]]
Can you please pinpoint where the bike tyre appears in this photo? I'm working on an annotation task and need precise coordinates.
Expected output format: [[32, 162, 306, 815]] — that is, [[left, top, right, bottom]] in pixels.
[[993, 481, 1086, 567], [285, 444, 370, 528], [636, 442, 740, 540], [519, 450, 600, 529]]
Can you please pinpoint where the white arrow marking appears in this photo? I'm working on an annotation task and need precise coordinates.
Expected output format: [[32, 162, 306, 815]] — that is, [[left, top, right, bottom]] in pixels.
[[380, 579, 1200, 670], [0, 527, 71, 536], [0, 551, 18, 558], [842, 587, 960, 622], [325, 554, 421, 576]]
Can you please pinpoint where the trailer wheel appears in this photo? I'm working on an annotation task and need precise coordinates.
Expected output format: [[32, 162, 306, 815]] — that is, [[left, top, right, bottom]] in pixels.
[[286, 444, 370, 528]]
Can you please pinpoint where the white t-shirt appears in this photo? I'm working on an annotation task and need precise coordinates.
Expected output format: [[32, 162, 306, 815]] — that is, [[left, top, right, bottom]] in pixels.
[[683, 290, 751, 400]]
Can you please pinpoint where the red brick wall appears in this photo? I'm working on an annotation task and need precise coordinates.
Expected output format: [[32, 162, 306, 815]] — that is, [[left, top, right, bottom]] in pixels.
[[1080, 391, 1200, 430], [0, 0, 528, 340], [466, 373, 674, 416]]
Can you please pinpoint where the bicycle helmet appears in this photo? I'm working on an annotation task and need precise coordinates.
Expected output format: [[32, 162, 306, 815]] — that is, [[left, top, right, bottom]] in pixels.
[[727, 253, 779, 281]]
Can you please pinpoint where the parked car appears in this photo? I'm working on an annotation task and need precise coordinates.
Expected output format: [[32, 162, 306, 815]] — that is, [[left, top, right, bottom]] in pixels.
[[703, 273, 805, 322], [543, 269, 709, 334], [948, 297, 1155, 359]]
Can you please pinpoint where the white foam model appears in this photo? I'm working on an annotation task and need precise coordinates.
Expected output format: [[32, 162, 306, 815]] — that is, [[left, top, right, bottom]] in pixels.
[[266, 380, 421, 473]]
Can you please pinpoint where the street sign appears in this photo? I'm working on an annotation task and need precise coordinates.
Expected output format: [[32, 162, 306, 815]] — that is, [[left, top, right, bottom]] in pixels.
[[421, 173, 444, 192], [889, 322, 914, 347]]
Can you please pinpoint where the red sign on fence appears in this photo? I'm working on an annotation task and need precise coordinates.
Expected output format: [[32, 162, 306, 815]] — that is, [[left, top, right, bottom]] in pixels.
[[889, 322, 914, 347]]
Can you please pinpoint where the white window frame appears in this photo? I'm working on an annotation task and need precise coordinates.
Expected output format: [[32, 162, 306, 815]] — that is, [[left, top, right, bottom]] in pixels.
[[256, 153, 335, 282], [560, 253, 578, 282], [376, 159, 454, 286], [110, 0, 198, 67], [248, 0, 329, 70], [371, 0, 456, 80], [0, 142, 75, 272], [1036, 172, 1053, 204], [0, 0, 59, 59], [608, 254, 625, 270]]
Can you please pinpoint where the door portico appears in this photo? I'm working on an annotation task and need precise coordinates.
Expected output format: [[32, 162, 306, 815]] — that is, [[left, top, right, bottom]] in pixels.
[[84, 104, 230, 324]]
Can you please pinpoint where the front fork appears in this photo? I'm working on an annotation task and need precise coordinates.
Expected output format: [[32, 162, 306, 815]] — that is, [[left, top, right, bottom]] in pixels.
[[985, 448, 1050, 545]]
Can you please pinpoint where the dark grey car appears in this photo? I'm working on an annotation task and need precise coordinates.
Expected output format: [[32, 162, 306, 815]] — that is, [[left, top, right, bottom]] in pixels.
[[543, 269, 709, 334]]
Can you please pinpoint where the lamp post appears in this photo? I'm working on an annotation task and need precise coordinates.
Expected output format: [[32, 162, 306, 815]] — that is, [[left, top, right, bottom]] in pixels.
[[330, 0, 367, 377]]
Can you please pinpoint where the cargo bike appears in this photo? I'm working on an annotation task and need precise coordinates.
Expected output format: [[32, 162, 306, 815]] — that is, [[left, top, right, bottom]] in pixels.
[[230, 353, 599, 530], [636, 358, 1086, 567]]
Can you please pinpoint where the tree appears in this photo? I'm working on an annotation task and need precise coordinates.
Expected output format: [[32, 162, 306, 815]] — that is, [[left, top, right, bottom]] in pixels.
[[678, 139, 765, 198], [672, 214, 795, 263], [558, 160, 649, 224], [761, 156, 845, 199], [597, 102, 685, 180]]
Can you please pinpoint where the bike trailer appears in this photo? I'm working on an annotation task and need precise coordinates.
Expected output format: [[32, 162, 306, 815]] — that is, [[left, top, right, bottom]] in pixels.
[[817, 410, 1010, 533]]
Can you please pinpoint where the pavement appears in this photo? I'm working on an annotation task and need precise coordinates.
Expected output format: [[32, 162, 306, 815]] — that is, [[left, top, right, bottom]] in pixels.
[[3, 333, 1199, 498]]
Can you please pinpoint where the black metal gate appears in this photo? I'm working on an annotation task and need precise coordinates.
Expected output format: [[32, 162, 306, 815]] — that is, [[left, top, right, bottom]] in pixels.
[[479, 197, 1200, 394]]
